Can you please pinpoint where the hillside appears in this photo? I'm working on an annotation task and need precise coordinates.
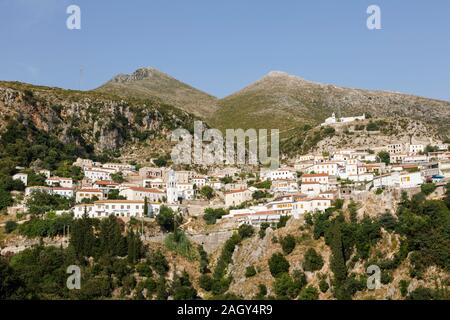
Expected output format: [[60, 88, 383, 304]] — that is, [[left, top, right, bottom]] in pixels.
[[96, 67, 218, 119], [211, 71, 450, 140], [0, 81, 196, 166]]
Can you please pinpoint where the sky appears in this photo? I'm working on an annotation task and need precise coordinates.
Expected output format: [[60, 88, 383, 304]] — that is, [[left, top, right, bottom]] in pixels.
[[1, 0, 449, 101]]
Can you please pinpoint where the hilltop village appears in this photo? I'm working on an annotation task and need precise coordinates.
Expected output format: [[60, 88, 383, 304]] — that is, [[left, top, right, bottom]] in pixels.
[[4, 139, 449, 234]]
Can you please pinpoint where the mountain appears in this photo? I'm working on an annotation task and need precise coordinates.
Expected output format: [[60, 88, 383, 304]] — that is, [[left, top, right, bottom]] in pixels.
[[211, 71, 450, 139], [96, 67, 218, 118]]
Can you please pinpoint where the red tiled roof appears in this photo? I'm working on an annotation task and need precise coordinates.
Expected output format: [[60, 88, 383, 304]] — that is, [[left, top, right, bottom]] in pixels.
[[128, 187, 164, 193], [94, 180, 119, 186], [225, 189, 249, 195], [77, 188, 102, 193], [302, 173, 329, 177]]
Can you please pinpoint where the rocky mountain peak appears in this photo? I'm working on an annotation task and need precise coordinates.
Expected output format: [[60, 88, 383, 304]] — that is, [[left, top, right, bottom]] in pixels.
[[110, 67, 165, 83]]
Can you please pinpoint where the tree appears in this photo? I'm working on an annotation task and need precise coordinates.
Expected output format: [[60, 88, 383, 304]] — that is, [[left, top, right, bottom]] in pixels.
[[171, 271, 198, 300], [245, 266, 257, 278], [280, 234, 296, 255], [111, 172, 125, 183], [5, 220, 18, 234], [252, 190, 270, 200], [379, 211, 397, 231], [298, 286, 319, 300], [259, 222, 270, 239], [127, 229, 144, 264], [268, 252, 290, 277], [273, 272, 297, 299], [148, 250, 169, 276], [199, 186, 214, 200], [238, 224, 254, 239], [156, 206, 179, 232], [199, 274, 213, 291], [277, 215, 290, 229], [303, 248, 324, 272], [107, 189, 126, 200], [153, 156, 168, 167], [70, 215, 96, 259], [203, 208, 227, 225], [144, 197, 149, 217], [421, 183, 437, 196], [97, 216, 127, 257], [377, 151, 390, 165], [328, 222, 348, 298], [319, 279, 329, 293], [0, 257, 24, 299], [0, 188, 13, 211]]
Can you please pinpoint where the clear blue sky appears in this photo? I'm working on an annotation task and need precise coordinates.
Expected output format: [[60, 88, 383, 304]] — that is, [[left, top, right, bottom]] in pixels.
[[1, 0, 449, 101]]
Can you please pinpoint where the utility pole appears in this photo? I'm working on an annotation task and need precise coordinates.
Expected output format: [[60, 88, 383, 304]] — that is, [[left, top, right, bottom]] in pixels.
[[79, 65, 84, 90]]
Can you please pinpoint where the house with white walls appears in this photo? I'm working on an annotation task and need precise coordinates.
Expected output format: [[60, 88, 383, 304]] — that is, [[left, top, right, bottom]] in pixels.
[[84, 167, 115, 181], [12, 173, 28, 186], [224, 189, 253, 207], [46, 177, 73, 188], [76, 188, 104, 203], [292, 197, 332, 219], [73, 200, 160, 219], [119, 187, 165, 202]]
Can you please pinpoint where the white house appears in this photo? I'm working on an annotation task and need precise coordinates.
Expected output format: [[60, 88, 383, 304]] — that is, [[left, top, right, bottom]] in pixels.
[[261, 167, 296, 181], [103, 163, 136, 172], [292, 198, 332, 218], [271, 179, 298, 193], [221, 207, 281, 225], [301, 173, 331, 184], [12, 173, 28, 186], [177, 183, 195, 200], [373, 171, 423, 189], [39, 169, 51, 179], [192, 176, 208, 188], [84, 167, 115, 181], [300, 182, 323, 196], [119, 187, 165, 202], [76, 188, 104, 203], [409, 144, 425, 154], [46, 177, 73, 188], [143, 178, 164, 189], [306, 162, 339, 176], [73, 200, 160, 219], [399, 172, 423, 189], [387, 144, 404, 155], [51, 187, 74, 198], [224, 189, 253, 207]]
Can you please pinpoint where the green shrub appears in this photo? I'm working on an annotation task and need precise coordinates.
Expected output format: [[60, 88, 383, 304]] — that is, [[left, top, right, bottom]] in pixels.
[[303, 248, 324, 272], [238, 224, 254, 239], [268, 253, 290, 277], [280, 235, 296, 255], [298, 286, 319, 300], [5, 220, 18, 233], [245, 266, 257, 278]]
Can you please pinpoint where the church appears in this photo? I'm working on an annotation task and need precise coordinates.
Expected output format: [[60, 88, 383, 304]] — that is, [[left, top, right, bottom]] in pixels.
[[321, 113, 366, 126]]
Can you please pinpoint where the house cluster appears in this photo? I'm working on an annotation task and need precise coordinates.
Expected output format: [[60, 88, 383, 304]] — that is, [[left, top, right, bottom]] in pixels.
[[11, 139, 449, 226], [221, 142, 449, 226]]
